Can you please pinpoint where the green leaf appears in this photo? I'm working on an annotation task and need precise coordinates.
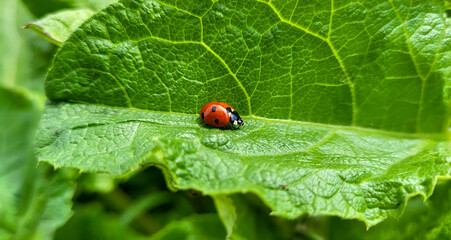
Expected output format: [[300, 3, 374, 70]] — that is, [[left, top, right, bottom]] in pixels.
[[45, 0, 450, 133], [24, 9, 95, 46], [323, 181, 451, 240], [72, 0, 120, 11], [54, 206, 148, 240], [0, 1, 75, 238], [119, 192, 173, 226], [0, 0, 55, 95], [77, 173, 115, 194], [38, 0, 451, 227], [0, 88, 75, 240], [213, 195, 237, 239], [55, 206, 225, 240], [213, 194, 284, 239], [149, 214, 226, 240], [22, 0, 118, 17], [37, 102, 450, 227]]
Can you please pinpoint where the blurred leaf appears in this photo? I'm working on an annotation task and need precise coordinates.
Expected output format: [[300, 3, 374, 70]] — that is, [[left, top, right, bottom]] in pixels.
[[77, 173, 115, 194], [110, 167, 214, 228], [22, 0, 72, 18], [0, 88, 75, 240], [24, 9, 95, 46], [0, 0, 55, 95], [22, 0, 118, 17], [55, 206, 225, 240], [54, 206, 148, 240], [37, 0, 451, 228], [213, 194, 284, 240], [72, 0, 119, 11], [0, 1, 75, 239], [213, 195, 236, 239], [149, 214, 226, 240], [119, 192, 173, 226]]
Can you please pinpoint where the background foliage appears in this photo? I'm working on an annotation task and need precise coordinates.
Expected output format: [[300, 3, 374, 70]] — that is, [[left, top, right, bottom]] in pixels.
[[1, 0, 450, 239]]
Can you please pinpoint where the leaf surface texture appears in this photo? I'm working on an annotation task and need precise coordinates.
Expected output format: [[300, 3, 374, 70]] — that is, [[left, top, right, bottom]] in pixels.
[[38, 0, 451, 226]]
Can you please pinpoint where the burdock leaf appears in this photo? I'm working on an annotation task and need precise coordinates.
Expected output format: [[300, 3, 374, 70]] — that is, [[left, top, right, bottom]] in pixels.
[[38, 0, 451, 227]]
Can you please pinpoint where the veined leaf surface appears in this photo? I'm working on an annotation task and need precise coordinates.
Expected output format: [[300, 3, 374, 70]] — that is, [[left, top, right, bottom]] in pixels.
[[38, 0, 451, 227]]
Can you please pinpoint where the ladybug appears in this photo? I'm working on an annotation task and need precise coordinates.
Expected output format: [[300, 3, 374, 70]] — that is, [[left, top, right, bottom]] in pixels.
[[200, 102, 244, 129]]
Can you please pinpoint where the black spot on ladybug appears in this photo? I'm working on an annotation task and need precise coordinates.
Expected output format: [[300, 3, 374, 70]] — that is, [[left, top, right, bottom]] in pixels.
[[215, 119, 219, 124], [226, 107, 232, 112], [211, 106, 217, 112], [201, 112, 204, 119]]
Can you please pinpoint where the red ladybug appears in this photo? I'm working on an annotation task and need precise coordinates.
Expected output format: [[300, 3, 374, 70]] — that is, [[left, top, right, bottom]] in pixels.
[[200, 102, 244, 129]]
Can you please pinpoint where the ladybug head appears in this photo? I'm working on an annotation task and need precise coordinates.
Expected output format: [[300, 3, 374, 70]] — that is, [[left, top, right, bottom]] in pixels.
[[230, 111, 244, 128]]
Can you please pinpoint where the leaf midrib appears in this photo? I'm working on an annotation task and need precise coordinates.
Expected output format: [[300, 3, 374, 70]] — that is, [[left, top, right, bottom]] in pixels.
[[51, 101, 450, 140]]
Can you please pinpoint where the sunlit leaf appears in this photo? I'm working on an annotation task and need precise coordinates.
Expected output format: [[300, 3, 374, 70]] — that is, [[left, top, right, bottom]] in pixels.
[[37, 0, 451, 227], [24, 9, 95, 46]]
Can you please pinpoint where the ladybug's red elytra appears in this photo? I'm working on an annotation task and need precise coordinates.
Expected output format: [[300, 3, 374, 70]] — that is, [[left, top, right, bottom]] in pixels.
[[200, 102, 244, 129]]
